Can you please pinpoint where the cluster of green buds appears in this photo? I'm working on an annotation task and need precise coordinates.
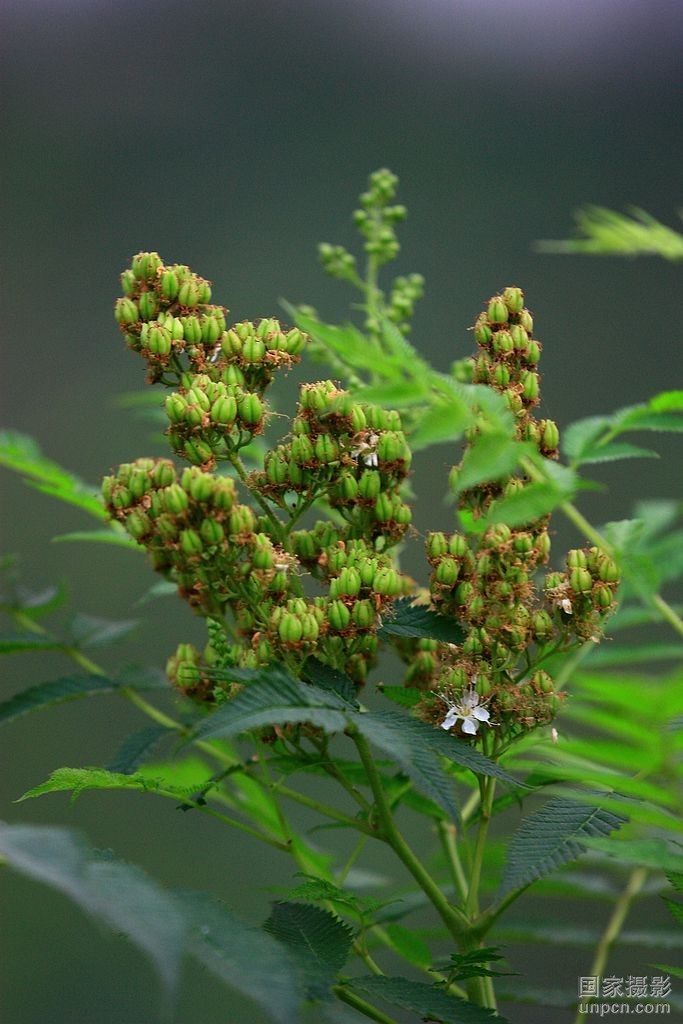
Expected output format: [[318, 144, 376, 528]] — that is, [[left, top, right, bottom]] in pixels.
[[410, 288, 619, 743], [114, 252, 305, 388], [107, 254, 416, 698]]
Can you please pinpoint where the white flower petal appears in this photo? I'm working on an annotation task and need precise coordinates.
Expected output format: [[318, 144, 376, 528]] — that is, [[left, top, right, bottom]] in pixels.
[[461, 717, 479, 735], [472, 707, 490, 722], [441, 709, 459, 731]]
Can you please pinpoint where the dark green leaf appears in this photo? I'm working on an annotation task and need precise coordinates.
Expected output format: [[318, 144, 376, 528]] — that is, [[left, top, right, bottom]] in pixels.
[[107, 726, 171, 775], [52, 529, 139, 549], [383, 923, 431, 967], [0, 634, 63, 654], [409, 398, 470, 451], [189, 672, 349, 743], [303, 657, 358, 704], [0, 431, 106, 520], [0, 822, 185, 998], [0, 672, 166, 727], [379, 598, 465, 643], [574, 441, 660, 465], [17, 766, 196, 803], [264, 901, 354, 998], [178, 891, 302, 1023], [585, 643, 683, 667], [498, 799, 625, 897], [350, 976, 508, 1023], [562, 416, 611, 461], [496, 922, 683, 949], [378, 685, 422, 708]]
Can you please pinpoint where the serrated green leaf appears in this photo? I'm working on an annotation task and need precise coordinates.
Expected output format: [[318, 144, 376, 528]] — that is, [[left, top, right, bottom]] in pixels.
[[0, 672, 166, 727], [134, 579, 178, 606], [0, 633, 64, 654], [354, 380, 427, 408], [379, 598, 465, 643], [0, 431, 106, 520], [189, 672, 349, 743], [498, 799, 625, 897], [0, 822, 185, 998], [17, 766, 196, 803], [651, 964, 683, 979], [107, 726, 170, 774], [302, 657, 358, 704], [264, 901, 354, 998], [537, 206, 683, 260], [585, 643, 683, 667], [562, 416, 612, 461], [350, 975, 507, 1023], [575, 441, 660, 465], [581, 838, 683, 874], [453, 434, 526, 494], [178, 891, 302, 1023], [289, 308, 381, 374], [496, 922, 683, 948], [52, 528, 139, 549], [378, 685, 422, 708], [667, 873, 683, 893]]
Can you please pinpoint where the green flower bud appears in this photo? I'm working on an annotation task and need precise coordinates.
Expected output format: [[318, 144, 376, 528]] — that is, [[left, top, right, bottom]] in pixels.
[[513, 532, 534, 554], [570, 567, 593, 594], [567, 549, 587, 569], [278, 613, 303, 645], [111, 485, 132, 510], [243, 337, 266, 363], [120, 269, 136, 296], [164, 483, 189, 514], [180, 528, 203, 556], [454, 581, 474, 604], [492, 330, 514, 356], [155, 514, 179, 541], [292, 435, 314, 466], [519, 309, 534, 333], [200, 518, 225, 546], [536, 531, 551, 559], [487, 298, 508, 324], [349, 405, 367, 432], [521, 370, 540, 402], [159, 269, 179, 300], [285, 327, 307, 355], [598, 557, 619, 584], [336, 473, 359, 502], [178, 279, 200, 307], [197, 280, 212, 304], [291, 531, 317, 561], [328, 600, 352, 631], [212, 479, 236, 510], [352, 599, 376, 629], [132, 252, 162, 281], [165, 394, 187, 424], [594, 584, 614, 610], [238, 393, 264, 427], [200, 315, 221, 345], [181, 316, 202, 345], [509, 324, 529, 352], [474, 319, 493, 347], [359, 471, 382, 500], [358, 558, 378, 588], [526, 338, 541, 365], [337, 566, 362, 597], [146, 323, 172, 356], [229, 505, 256, 535], [462, 633, 483, 656], [114, 297, 139, 325], [314, 434, 339, 464], [475, 674, 492, 697], [468, 595, 486, 619], [184, 439, 213, 465], [503, 286, 524, 314], [300, 613, 320, 642], [138, 291, 159, 321], [436, 558, 460, 586], [427, 532, 449, 559], [377, 431, 403, 463], [126, 509, 152, 540], [540, 419, 560, 451], [532, 610, 554, 642], [265, 451, 289, 486], [373, 567, 401, 596], [531, 670, 554, 694], [211, 396, 237, 426], [374, 493, 394, 523], [493, 364, 511, 387]]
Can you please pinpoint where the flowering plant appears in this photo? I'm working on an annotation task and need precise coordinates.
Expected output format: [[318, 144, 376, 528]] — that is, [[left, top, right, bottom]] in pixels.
[[2, 171, 682, 1023]]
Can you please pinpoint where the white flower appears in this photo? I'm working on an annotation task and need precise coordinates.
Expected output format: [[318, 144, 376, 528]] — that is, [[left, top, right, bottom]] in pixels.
[[560, 597, 573, 615], [440, 688, 491, 736], [351, 432, 380, 468]]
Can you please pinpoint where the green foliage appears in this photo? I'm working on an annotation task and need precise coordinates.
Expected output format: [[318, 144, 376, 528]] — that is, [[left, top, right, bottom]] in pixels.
[[264, 901, 354, 997], [378, 598, 465, 643], [0, 672, 166, 727], [348, 976, 507, 1023], [537, 206, 683, 259], [497, 799, 625, 898], [0, 431, 107, 520]]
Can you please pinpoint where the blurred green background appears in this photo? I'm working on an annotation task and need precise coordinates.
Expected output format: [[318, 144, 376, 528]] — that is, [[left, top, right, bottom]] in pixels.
[[2, 1, 681, 1021]]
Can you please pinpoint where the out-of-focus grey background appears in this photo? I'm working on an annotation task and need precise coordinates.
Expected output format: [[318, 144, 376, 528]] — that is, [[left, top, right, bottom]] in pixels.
[[1, 2, 681, 1021]]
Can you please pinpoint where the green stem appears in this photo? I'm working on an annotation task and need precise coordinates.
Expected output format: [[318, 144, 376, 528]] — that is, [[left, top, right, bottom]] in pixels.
[[438, 821, 468, 904], [349, 728, 469, 940], [333, 986, 400, 1024], [464, 776, 497, 1010], [574, 867, 648, 1024]]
